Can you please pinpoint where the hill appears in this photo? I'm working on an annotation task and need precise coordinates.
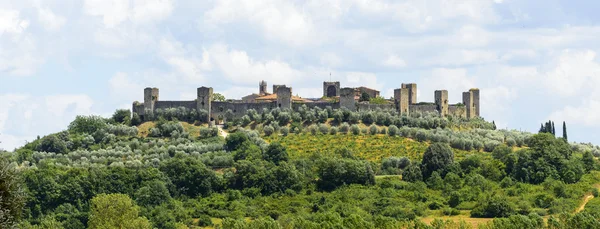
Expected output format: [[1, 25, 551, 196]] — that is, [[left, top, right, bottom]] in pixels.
[[2, 107, 600, 229]]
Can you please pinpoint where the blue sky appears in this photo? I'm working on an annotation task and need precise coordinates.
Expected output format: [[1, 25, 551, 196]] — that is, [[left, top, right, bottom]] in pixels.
[[2, 0, 600, 150]]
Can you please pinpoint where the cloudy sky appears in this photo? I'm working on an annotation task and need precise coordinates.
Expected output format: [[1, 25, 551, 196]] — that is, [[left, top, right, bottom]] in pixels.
[[2, 0, 600, 150]]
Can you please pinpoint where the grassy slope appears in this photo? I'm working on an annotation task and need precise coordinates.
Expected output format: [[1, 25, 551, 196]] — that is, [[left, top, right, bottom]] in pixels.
[[266, 133, 483, 162], [138, 121, 208, 138]]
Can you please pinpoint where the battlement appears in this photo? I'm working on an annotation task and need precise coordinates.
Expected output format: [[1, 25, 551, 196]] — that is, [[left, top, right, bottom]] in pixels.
[[132, 81, 481, 123]]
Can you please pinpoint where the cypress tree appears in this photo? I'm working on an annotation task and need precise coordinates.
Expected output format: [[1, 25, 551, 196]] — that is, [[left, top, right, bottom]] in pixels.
[[563, 121, 568, 142], [539, 124, 545, 133], [552, 121, 556, 135]]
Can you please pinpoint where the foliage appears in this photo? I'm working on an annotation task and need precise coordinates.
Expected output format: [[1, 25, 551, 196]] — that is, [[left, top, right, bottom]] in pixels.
[[421, 143, 454, 179], [68, 115, 108, 134], [160, 157, 222, 197], [213, 93, 226, 102], [0, 157, 25, 229], [88, 193, 151, 229], [111, 109, 132, 125]]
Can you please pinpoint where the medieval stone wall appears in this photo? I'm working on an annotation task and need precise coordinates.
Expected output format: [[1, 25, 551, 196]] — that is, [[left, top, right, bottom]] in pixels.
[[357, 103, 394, 111], [293, 102, 339, 110], [448, 105, 467, 118], [409, 104, 438, 114], [132, 82, 482, 122], [154, 101, 196, 110]]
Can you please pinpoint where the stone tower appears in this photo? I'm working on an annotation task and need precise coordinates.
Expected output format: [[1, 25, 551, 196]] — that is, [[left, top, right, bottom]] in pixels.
[[273, 85, 286, 95], [323, 81, 341, 97], [197, 87, 213, 122], [401, 83, 417, 104], [276, 86, 292, 109], [394, 88, 410, 115], [462, 91, 473, 119], [435, 90, 448, 117], [143, 87, 159, 115], [259, 81, 267, 95], [470, 88, 480, 117], [340, 87, 356, 111]]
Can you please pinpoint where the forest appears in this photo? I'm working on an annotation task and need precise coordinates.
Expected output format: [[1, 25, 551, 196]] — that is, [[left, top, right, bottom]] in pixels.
[[2, 105, 600, 229]]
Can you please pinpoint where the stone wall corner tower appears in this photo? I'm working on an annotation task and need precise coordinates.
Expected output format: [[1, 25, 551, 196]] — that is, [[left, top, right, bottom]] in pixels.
[[276, 86, 292, 109], [401, 83, 417, 104], [323, 81, 341, 97], [394, 88, 410, 115], [143, 87, 159, 115], [462, 91, 473, 119], [340, 87, 356, 111], [197, 87, 213, 122], [470, 88, 480, 117], [434, 90, 449, 117]]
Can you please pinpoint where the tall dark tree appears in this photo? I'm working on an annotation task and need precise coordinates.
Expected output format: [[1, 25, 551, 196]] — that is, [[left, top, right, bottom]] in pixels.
[[421, 143, 455, 179], [552, 121, 556, 135], [563, 121, 568, 142], [0, 157, 25, 228]]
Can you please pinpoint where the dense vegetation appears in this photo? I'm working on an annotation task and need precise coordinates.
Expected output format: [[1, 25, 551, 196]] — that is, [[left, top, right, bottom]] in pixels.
[[1, 107, 600, 228]]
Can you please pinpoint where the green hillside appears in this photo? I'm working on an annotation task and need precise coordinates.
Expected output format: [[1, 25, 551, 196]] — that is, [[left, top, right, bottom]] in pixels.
[[2, 107, 600, 229]]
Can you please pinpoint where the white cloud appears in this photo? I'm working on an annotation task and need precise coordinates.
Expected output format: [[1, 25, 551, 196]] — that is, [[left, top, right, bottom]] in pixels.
[[158, 38, 211, 83], [540, 50, 600, 97], [44, 95, 94, 117], [549, 99, 600, 127], [320, 52, 343, 67], [109, 72, 142, 102], [84, 0, 131, 28], [84, 0, 173, 28], [204, 0, 318, 46], [0, 8, 29, 35], [208, 44, 302, 85], [37, 7, 66, 31], [0, 94, 95, 150], [344, 72, 382, 90], [383, 55, 407, 68], [419, 68, 476, 103], [351, 0, 498, 32]]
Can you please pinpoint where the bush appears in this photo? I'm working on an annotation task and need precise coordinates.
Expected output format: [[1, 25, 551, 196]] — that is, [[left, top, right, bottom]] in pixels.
[[330, 127, 338, 135], [280, 126, 290, 136], [471, 195, 515, 218], [318, 124, 329, 135], [68, 115, 108, 134], [339, 123, 350, 134], [111, 109, 131, 125], [351, 125, 361, 135], [263, 125, 275, 136], [369, 125, 379, 135], [388, 125, 398, 136]]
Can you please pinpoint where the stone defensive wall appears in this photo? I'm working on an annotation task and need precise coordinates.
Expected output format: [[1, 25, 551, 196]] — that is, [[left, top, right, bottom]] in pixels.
[[132, 83, 480, 122]]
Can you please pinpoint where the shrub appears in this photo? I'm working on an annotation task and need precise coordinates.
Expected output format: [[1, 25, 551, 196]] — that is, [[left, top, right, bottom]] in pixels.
[[369, 125, 379, 135], [318, 124, 329, 135], [339, 123, 350, 134], [388, 125, 398, 136], [68, 115, 108, 134], [280, 126, 290, 136], [471, 195, 516, 218], [263, 125, 275, 136], [330, 127, 338, 135], [351, 125, 361, 135], [111, 109, 131, 125]]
